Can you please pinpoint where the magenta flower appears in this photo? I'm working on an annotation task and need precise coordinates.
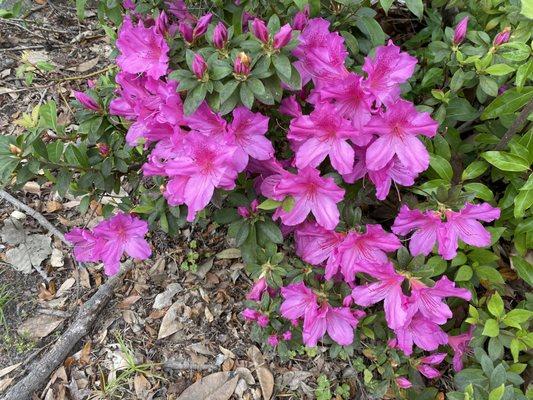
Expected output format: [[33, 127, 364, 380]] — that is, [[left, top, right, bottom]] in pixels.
[[242, 308, 260, 321], [365, 99, 438, 173], [453, 16, 469, 45], [303, 304, 361, 347], [234, 52, 251, 76], [392, 203, 500, 260], [73, 91, 100, 112], [164, 131, 238, 221], [261, 166, 345, 230], [282, 330, 292, 341], [394, 313, 448, 356], [116, 16, 169, 79], [246, 277, 268, 301], [289, 103, 368, 174], [166, 0, 195, 22], [65, 228, 103, 263], [252, 18, 269, 43], [409, 277, 471, 324], [123, 0, 135, 10], [193, 13, 212, 38], [184, 101, 227, 136], [280, 282, 318, 321], [448, 326, 475, 371], [396, 377, 412, 389], [93, 213, 151, 276], [417, 353, 446, 379], [273, 24, 292, 49], [192, 53, 208, 79], [179, 22, 194, 42], [294, 222, 346, 266], [213, 22, 228, 49], [362, 41, 417, 105], [155, 10, 169, 36], [493, 27, 511, 46], [292, 6, 309, 31], [279, 95, 302, 118], [268, 335, 279, 346], [350, 263, 409, 329]]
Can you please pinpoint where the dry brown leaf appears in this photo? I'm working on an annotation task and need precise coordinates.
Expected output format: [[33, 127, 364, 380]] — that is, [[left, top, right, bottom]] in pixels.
[[79, 341, 92, 365], [134, 373, 151, 398], [157, 300, 181, 339], [0, 363, 20, 378], [68, 57, 99, 73], [0, 378, 13, 393], [247, 346, 274, 400], [45, 201, 63, 213], [22, 181, 41, 195], [118, 295, 141, 309], [17, 314, 63, 340], [176, 372, 239, 400], [216, 248, 241, 259], [55, 277, 75, 297]]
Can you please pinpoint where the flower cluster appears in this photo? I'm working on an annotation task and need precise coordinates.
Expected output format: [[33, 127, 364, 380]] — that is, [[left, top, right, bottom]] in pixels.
[[65, 213, 151, 276]]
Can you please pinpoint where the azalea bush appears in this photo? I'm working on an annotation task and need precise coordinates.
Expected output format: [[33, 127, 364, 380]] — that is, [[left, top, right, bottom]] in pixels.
[[2, 0, 532, 398]]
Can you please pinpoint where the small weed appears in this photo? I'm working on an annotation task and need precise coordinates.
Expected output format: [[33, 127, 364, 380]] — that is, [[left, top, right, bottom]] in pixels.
[[0, 284, 13, 329], [180, 239, 199, 272]]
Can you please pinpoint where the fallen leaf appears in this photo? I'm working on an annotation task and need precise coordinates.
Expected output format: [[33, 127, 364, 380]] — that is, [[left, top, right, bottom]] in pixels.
[[279, 371, 313, 391], [50, 248, 64, 268], [118, 295, 141, 309], [6, 234, 52, 274], [55, 277, 75, 297], [1, 218, 26, 245], [134, 373, 151, 398], [0, 363, 21, 378], [0, 378, 13, 393], [17, 314, 63, 339], [22, 181, 41, 195], [45, 201, 63, 213], [152, 283, 182, 310], [194, 257, 214, 278], [157, 300, 181, 339], [216, 248, 241, 259], [247, 346, 274, 400], [177, 372, 239, 400], [68, 57, 99, 73]]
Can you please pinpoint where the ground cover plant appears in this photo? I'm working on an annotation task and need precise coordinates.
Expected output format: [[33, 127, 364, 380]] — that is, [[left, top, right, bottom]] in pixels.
[[1, 0, 532, 398]]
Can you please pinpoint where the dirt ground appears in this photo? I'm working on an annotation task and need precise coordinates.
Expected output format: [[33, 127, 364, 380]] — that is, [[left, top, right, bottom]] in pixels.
[[0, 2, 348, 399]]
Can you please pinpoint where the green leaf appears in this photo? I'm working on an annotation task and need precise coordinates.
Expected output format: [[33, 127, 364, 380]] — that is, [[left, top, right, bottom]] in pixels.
[[487, 292, 504, 318], [474, 265, 504, 283], [482, 319, 499, 337], [355, 17, 385, 47], [38, 101, 58, 132], [272, 54, 291, 80], [405, 0, 424, 18], [219, 80, 240, 104], [446, 97, 479, 121], [76, 0, 87, 19], [511, 256, 533, 286], [488, 384, 504, 400], [514, 189, 533, 218], [463, 182, 494, 201], [240, 83, 254, 109], [47, 141, 64, 164], [56, 169, 73, 196], [246, 77, 265, 96], [232, 6, 244, 36], [481, 87, 533, 120], [455, 265, 473, 281], [516, 60, 533, 88], [502, 309, 533, 329], [429, 154, 453, 181], [209, 61, 232, 80], [380, 0, 394, 13], [479, 76, 499, 97], [257, 220, 283, 244], [482, 151, 529, 172], [522, 0, 533, 18], [258, 198, 281, 210], [450, 69, 465, 92], [462, 161, 489, 181], [485, 64, 515, 76], [183, 84, 207, 115]]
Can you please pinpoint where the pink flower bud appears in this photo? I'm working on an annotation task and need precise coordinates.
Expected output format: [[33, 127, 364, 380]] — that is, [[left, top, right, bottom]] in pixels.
[[453, 16, 469, 45], [96, 143, 110, 157], [257, 314, 269, 327], [192, 54, 207, 79], [87, 79, 96, 88], [179, 22, 194, 43], [242, 308, 259, 321], [246, 277, 268, 301], [292, 6, 309, 30], [234, 52, 251, 76], [250, 199, 259, 212], [213, 22, 228, 49], [282, 330, 292, 341], [267, 335, 279, 346], [417, 364, 441, 379], [237, 206, 250, 218], [252, 18, 269, 43], [396, 377, 412, 389], [155, 10, 169, 36], [193, 13, 212, 38], [273, 24, 292, 49], [498, 84, 508, 95], [493, 27, 511, 46], [73, 91, 100, 112], [242, 12, 254, 33]]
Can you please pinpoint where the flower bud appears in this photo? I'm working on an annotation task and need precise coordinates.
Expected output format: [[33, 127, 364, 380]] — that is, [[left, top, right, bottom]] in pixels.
[[123, 0, 135, 10], [212, 22, 228, 49], [179, 22, 194, 43], [267, 335, 279, 346], [73, 91, 100, 112], [242, 12, 254, 33], [493, 27, 511, 46], [237, 206, 250, 218], [9, 144, 22, 156], [234, 52, 251, 76], [246, 277, 267, 301], [193, 13, 212, 38], [192, 53, 208, 79], [96, 143, 110, 157], [242, 308, 260, 321], [257, 314, 269, 327], [292, 6, 309, 31], [252, 18, 269, 43], [282, 330, 292, 341], [453, 16, 469, 45], [155, 10, 169, 36], [273, 24, 292, 49], [87, 79, 96, 89], [396, 377, 412, 389]]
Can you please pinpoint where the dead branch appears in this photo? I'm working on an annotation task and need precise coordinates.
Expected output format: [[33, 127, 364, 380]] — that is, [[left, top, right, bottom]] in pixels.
[[0, 189, 69, 246], [0, 263, 132, 400], [163, 360, 218, 371]]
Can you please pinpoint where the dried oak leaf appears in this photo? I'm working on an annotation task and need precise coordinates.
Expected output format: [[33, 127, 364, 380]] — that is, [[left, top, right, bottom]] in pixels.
[[247, 346, 274, 400], [177, 371, 239, 400]]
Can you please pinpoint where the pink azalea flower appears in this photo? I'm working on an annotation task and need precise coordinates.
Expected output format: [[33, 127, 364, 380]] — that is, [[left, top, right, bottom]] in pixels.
[[252, 18, 269, 43], [166, 0, 195, 23], [164, 131, 238, 221], [396, 377, 412, 389], [242, 308, 260, 321], [365, 99, 438, 173], [417, 353, 446, 379], [392, 203, 500, 260], [261, 166, 345, 230], [350, 263, 409, 329], [453, 16, 469, 45], [409, 276, 471, 324], [279, 96, 302, 118], [246, 277, 268, 301], [268, 335, 279, 346], [212, 22, 228, 49], [116, 16, 169, 79], [65, 228, 103, 263], [493, 27, 511, 46], [328, 225, 401, 282], [273, 24, 293, 49], [280, 282, 318, 320], [394, 313, 448, 356], [362, 40, 417, 105], [448, 326, 475, 371], [73, 91, 100, 112], [93, 213, 151, 276], [292, 6, 309, 31], [294, 222, 346, 266], [282, 330, 292, 341], [303, 304, 362, 347], [257, 314, 270, 327], [288, 103, 368, 174]]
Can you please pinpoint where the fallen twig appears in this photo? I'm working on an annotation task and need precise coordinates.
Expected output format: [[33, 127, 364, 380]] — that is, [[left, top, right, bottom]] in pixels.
[[163, 360, 218, 371], [0, 189, 69, 246], [0, 263, 132, 400]]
